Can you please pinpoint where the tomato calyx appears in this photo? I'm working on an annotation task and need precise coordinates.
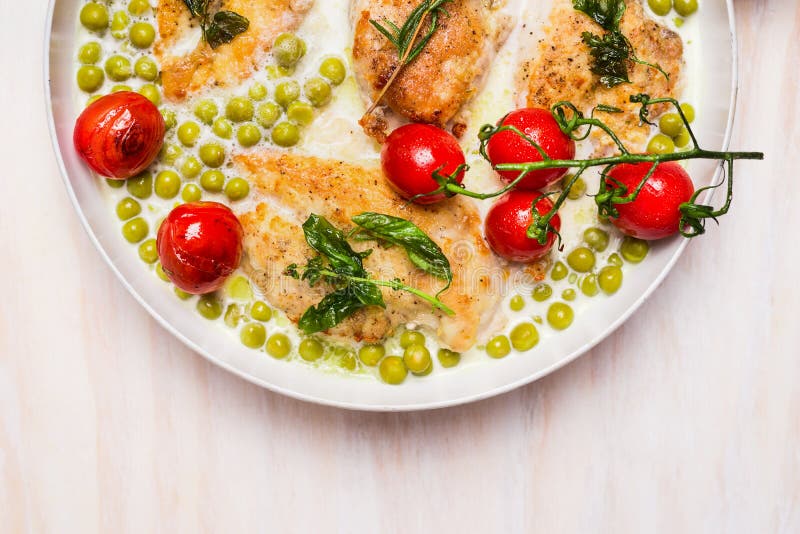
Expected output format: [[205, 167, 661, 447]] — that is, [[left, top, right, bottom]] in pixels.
[[407, 162, 470, 203]]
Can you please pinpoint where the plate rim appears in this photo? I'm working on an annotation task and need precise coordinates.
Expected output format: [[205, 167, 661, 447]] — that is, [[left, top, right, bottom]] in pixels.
[[44, 0, 740, 412]]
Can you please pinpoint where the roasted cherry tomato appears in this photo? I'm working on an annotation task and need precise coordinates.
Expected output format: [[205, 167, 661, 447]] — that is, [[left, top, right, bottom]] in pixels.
[[485, 190, 561, 262], [486, 108, 575, 190], [381, 123, 465, 204], [73, 92, 165, 179], [157, 202, 243, 294], [606, 161, 695, 240]]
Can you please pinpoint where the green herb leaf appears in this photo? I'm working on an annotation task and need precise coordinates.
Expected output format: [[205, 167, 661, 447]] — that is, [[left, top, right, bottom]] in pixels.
[[298, 286, 382, 334], [573, 0, 626, 31], [351, 212, 452, 286], [302, 214, 367, 277], [205, 11, 250, 49], [581, 30, 632, 88], [182, 0, 207, 18]]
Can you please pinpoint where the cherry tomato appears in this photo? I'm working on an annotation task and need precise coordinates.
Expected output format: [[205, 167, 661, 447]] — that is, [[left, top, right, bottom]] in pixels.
[[157, 202, 243, 294], [486, 108, 575, 190], [73, 92, 165, 179], [485, 191, 561, 262], [606, 161, 695, 240], [381, 123, 465, 204]]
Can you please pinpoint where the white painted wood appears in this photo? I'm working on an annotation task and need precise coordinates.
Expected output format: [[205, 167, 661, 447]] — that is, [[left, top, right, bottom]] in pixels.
[[1, 0, 797, 531]]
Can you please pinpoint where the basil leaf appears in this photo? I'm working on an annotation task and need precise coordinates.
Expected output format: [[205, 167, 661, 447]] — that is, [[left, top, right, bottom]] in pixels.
[[351, 212, 452, 286], [302, 214, 366, 277], [573, 0, 626, 31], [581, 31, 631, 88], [182, 0, 207, 17], [205, 11, 250, 49], [297, 284, 384, 334]]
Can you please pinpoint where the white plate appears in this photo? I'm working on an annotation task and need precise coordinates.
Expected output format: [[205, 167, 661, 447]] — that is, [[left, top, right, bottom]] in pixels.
[[45, 0, 739, 411]]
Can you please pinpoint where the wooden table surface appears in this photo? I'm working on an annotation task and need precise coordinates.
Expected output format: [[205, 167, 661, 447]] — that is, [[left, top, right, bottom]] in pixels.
[[2, 0, 797, 531]]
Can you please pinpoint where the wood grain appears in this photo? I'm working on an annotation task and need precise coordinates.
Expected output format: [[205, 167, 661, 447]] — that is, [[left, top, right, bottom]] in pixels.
[[1, 0, 798, 531]]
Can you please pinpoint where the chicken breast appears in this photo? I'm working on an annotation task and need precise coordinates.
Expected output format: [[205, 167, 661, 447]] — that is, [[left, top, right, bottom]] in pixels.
[[155, 0, 313, 102], [351, 0, 511, 141], [235, 151, 503, 352], [519, 0, 683, 151]]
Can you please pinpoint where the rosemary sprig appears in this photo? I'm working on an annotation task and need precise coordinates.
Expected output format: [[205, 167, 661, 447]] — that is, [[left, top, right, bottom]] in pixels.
[[416, 94, 764, 241], [364, 0, 452, 117]]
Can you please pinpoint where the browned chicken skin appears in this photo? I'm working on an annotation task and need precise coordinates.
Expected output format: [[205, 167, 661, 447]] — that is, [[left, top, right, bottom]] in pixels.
[[235, 151, 503, 351], [519, 0, 683, 151], [351, 0, 511, 141], [155, 0, 313, 101]]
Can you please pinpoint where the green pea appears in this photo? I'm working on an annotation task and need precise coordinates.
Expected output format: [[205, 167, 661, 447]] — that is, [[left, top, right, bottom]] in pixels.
[[402, 344, 431, 375], [551, 261, 568, 281], [509, 295, 525, 311], [562, 288, 577, 301], [128, 0, 150, 15], [237, 123, 262, 147], [674, 17, 685, 27], [547, 302, 574, 330], [177, 121, 201, 146], [580, 274, 599, 297], [251, 301, 272, 321], [78, 42, 102, 64], [334, 350, 358, 371], [265, 65, 294, 79], [648, 133, 675, 155], [647, 0, 671, 16], [400, 330, 425, 349], [532, 283, 553, 302], [486, 335, 511, 359], [620, 236, 649, 263], [583, 227, 610, 252], [249, 83, 268, 101], [155, 262, 170, 282], [138, 83, 160, 105], [223, 304, 243, 328], [180, 157, 202, 179], [200, 170, 225, 192], [224, 177, 250, 201], [608, 253, 623, 267], [256, 101, 281, 128], [598, 265, 623, 294], [273, 33, 306, 68], [225, 276, 252, 301], [568, 273, 578, 284], [198, 143, 225, 168], [129, 22, 155, 48], [567, 247, 596, 273], [358, 344, 385, 366], [379, 356, 407, 385], [138, 239, 158, 264], [134, 57, 158, 81], [161, 109, 177, 130], [77, 66, 104, 93], [155, 170, 181, 199], [126, 172, 152, 199], [275, 81, 300, 108], [116, 197, 141, 220], [319, 57, 346, 85], [563, 175, 587, 200], [111, 84, 132, 93], [197, 295, 223, 320], [266, 333, 291, 359], [299, 339, 324, 361], [181, 183, 201, 202], [122, 217, 149, 243], [174, 287, 192, 300], [674, 128, 691, 148], [304, 77, 332, 107], [287, 101, 314, 126], [225, 96, 254, 122], [160, 143, 182, 165], [194, 99, 218, 125], [80, 3, 109, 32], [674, 0, 698, 16], [110, 11, 130, 39], [240, 323, 267, 349], [510, 323, 539, 352], [680, 103, 696, 123], [659, 113, 684, 138], [437, 348, 461, 368], [271, 122, 299, 147], [106, 178, 124, 188]]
